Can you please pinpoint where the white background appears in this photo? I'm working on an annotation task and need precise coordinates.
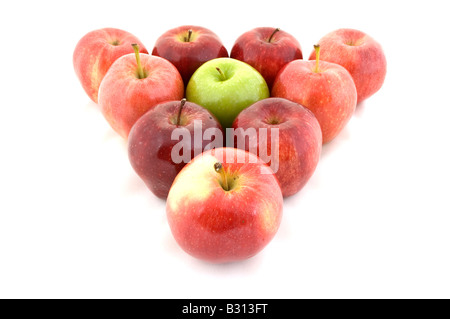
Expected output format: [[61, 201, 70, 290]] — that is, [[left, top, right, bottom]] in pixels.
[[1, 0, 449, 299]]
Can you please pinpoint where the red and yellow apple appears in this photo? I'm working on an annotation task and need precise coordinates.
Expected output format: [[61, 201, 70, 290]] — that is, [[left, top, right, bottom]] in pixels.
[[73, 28, 148, 103], [166, 147, 283, 263], [98, 44, 184, 138], [309, 28, 387, 103], [232, 98, 322, 197], [152, 25, 228, 85], [272, 45, 357, 143]]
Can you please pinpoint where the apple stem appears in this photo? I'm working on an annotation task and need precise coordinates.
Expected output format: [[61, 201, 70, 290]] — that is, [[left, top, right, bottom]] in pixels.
[[314, 44, 321, 73], [184, 29, 193, 42], [268, 28, 280, 43], [215, 67, 226, 81], [177, 98, 187, 126], [132, 43, 145, 79], [214, 162, 229, 191]]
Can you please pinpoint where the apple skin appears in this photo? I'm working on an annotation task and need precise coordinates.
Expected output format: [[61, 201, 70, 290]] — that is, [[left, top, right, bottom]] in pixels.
[[186, 58, 270, 128], [73, 28, 148, 103], [98, 53, 184, 138], [309, 28, 387, 103], [230, 27, 302, 89], [152, 25, 228, 85], [272, 59, 357, 143], [128, 100, 223, 199], [166, 147, 283, 263], [232, 98, 322, 197]]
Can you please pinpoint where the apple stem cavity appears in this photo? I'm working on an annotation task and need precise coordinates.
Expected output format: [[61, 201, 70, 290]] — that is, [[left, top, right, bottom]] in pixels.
[[314, 44, 321, 73], [214, 162, 229, 191], [268, 28, 280, 43], [132, 43, 145, 79], [215, 67, 226, 81], [177, 98, 187, 126], [184, 29, 193, 42]]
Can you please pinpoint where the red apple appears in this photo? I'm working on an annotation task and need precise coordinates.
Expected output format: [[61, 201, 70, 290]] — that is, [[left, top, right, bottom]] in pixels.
[[272, 45, 357, 143], [232, 98, 322, 197], [98, 44, 184, 138], [152, 25, 228, 84], [166, 147, 283, 263], [128, 99, 223, 199], [73, 28, 148, 103], [230, 27, 302, 89], [309, 28, 387, 103]]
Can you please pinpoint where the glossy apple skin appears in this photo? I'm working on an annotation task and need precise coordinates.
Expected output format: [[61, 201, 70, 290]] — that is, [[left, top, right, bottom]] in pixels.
[[73, 28, 148, 103], [128, 100, 222, 199], [230, 27, 302, 89], [186, 58, 270, 128], [232, 98, 322, 197], [166, 147, 283, 263], [309, 28, 387, 103], [98, 54, 184, 138], [152, 25, 228, 85], [272, 60, 357, 143]]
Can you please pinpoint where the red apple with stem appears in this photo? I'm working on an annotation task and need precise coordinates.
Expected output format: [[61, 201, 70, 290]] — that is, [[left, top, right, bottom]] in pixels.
[[152, 25, 228, 85], [232, 97, 322, 197], [98, 44, 184, 138], [309, 28, 387, 103], [272, 45, 357, 143], [166, 147, 283, 263], [128, 99, 223, 199], [230, 27, 302, 89], [73, 28, 148, 103]]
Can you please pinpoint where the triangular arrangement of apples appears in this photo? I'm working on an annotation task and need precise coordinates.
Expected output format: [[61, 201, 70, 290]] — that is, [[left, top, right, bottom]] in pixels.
[[74, 26, 386, 264]]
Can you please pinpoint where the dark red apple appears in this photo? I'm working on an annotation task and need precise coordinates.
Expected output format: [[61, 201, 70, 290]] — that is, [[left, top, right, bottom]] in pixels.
[[232, 97, 322, 197], [272, 45, 357, 143], [166, 147, 283, 263], [73, 28, 148, 103], [230, 27, 302, 89], [309, 28, 387, 103], [98, 44, 184, 138], [152, 25, 229, 85], [128, 99, 223, 199]]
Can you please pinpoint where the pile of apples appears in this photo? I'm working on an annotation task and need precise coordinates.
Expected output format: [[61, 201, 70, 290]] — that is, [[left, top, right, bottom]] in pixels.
[[73, 26, 386, 263]]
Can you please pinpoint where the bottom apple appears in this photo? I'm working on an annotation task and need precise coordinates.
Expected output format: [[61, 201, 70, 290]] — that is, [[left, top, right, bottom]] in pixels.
[[166, 147, 283, 263]]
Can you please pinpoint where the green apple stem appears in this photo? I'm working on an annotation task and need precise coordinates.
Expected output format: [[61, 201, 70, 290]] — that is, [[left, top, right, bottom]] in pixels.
[[314, 44, 321, 73], [184, 29, 193, 42], [177, 98, 187, 126], [215, 67, 226, 81], [132, 43, 145, 79], [268, 28, 280, 43], [214, 162, 229, 191]]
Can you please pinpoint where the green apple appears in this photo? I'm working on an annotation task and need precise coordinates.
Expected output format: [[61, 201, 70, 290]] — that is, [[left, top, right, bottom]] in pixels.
[[186, 58, 270, 128]]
